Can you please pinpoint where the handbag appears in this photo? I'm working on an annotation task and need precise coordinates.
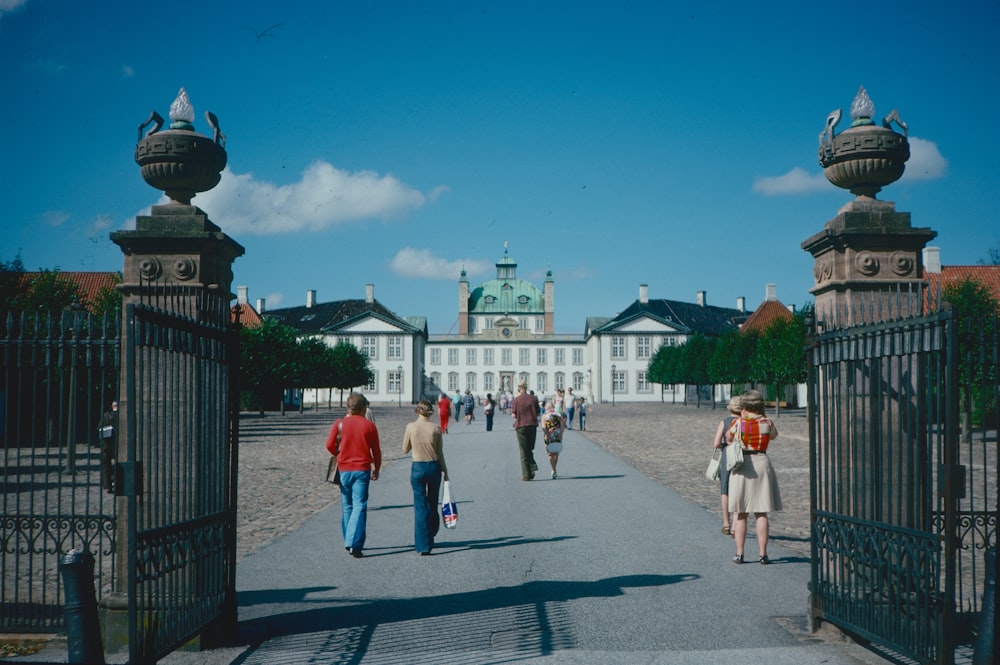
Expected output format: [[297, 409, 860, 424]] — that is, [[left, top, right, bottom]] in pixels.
[[726, 421, 744, 473], [324, 421, 343, 485], [705, 448, 721, 480], [441, 480, 458, 529]]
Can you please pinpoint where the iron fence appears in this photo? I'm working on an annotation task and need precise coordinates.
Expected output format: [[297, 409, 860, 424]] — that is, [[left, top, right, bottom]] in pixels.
[[0, 308, 120, 631], [808, 300, 998, 664]]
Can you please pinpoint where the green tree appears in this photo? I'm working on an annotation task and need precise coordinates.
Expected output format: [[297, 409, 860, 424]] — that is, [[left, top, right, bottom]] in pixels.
[[749, 310, 809, 415], [708, 328, 757, 394], [944, 277, 999, 428], [239, 318, 301, 415], [327, 340, 373, 406]]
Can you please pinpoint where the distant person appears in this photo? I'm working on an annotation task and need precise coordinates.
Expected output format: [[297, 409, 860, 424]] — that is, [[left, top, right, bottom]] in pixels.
[[712, 396, 743, 536], [577, 397, 587, 431], [453, 390, 462, 421], [728, 390, 782, 565], [98, 401, 118, 492], [462, 389, 475, 425], [511, 381, 540, 480], [437, 393, 452, 434], [541, 403, 564, 479], [483, 392, 497, 431], [325, 393, 381, 558], [402, 400, 448, 555], [565, 388, 576, 430]]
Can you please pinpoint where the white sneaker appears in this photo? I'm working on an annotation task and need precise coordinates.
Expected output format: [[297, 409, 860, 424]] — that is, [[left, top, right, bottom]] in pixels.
[[551, 471, 557, 479]]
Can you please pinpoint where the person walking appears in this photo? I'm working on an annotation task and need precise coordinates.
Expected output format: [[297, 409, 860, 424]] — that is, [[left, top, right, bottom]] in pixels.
[[511, 381, 540, 480], [402, 400, 448, 555], [712, 396, 743, 536], [453, 390, 462, 422], [462, 389, 475, 425], [98, 401, 118, 492], [325, 392, 381, 558], [483, 392, 496, 431], [727, 390, 782, 564], [565, 388, 576, 429], [437, 392, 452, 434], [541, 403, 564, 479], [577, 397, 588, 431]]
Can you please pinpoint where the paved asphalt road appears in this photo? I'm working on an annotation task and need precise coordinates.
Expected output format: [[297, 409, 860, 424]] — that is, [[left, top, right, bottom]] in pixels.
[[11, 412, 893, 664]]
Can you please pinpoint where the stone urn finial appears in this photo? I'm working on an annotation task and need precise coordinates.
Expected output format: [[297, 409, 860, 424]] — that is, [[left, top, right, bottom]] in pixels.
[[819, 86, 909, 203], [135, 88, 227, 205]]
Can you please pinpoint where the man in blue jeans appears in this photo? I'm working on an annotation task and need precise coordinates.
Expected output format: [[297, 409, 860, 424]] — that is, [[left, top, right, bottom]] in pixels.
[[326, 392, 381, 557]]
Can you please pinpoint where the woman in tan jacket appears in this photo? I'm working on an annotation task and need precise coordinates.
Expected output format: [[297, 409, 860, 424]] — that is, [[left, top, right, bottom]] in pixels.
[[402, 400, 449, 555]]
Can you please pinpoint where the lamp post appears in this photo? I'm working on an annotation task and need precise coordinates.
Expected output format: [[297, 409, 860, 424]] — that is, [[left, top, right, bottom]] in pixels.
[[611, 364, 617, 407], [397, 365, 403, 407]]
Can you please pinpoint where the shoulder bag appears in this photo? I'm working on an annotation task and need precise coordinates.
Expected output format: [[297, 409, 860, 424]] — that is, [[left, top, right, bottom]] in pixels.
[[726, 420, 744, 473], [705, 448, 721, 480], [325, 420, 343, 485]]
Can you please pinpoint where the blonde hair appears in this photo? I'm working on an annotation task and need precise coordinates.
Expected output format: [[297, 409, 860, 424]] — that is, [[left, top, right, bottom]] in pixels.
[[727, 396, 742, 415]]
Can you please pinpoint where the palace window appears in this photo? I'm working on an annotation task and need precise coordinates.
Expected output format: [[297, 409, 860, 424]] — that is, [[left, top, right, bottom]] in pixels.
[[484, 348, 494, 365], [637, 370, 651, 393], [448, 348, 459, 365], [537, 348, 547, 365], [536, 372, 547, 393], [555, 372, 565, 390], [387, 336, 402, 359], [501, 348, 512, 365], [465, 372, 477, 391], [448, 372, 459, 391], [572, 348, 583, 365], [484, 373, 495, 392], [554, 348, 565, 365], [466, 348, 477, 365], [362, 336, 377, 360], [636, 336, 651, 359], [519, 348, 530, 365], [430, 348, 441, 365], [611, 336, 626, 359]]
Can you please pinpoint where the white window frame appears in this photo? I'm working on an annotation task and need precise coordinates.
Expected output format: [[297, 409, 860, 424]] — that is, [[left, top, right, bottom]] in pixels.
[[537, 348, 547, 365], [362, 336, 377, 360], [572, 348, 583, 365], [637, 370, 652, 393], [502, 348, 512, 366], [611, 336, 626, 359], [448, 348, 459, 365], [430, 348, 441, 365], [554, 348, 565, 365], [466, 348, 477, 365], [519, 348, 530, 365], [465, 372, 477, 392], [636, 336, 651, 359], [484, 348, 494, 365], [387, 336, 403, 360]]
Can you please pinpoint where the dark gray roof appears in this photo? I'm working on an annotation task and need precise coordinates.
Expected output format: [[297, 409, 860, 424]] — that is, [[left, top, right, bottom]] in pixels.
[[264, 299, 423, 336], [591, 299, 742, 337]]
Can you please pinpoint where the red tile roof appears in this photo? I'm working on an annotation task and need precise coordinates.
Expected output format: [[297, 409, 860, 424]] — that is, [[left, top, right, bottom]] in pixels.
[[739, 299, 794, 335], [232, 302, 263, 328], [926, 266, 1000, 308], [20, 271, 121, 312]]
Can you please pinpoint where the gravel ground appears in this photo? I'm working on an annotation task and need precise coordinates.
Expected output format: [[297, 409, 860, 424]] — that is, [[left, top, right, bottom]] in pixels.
[[235, 400, 811, 562]]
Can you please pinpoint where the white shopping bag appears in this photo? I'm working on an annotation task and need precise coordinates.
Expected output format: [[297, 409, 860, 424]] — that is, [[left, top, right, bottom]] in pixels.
[[441, 480, 458, 529]]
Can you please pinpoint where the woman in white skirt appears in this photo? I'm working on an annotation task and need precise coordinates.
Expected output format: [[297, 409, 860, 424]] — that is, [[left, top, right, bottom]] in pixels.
[[727, 390, 782, 564]]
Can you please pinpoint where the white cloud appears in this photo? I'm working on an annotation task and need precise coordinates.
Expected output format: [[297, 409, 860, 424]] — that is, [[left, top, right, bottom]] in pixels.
[[389, 248, 492, 280], [39, 210, 69, 227], [194, 160, 435, 235], [753, 167, 828, 196], [901, 136, 947, 181], [0, 0, 28, 17], [753, 135, 946, 195]]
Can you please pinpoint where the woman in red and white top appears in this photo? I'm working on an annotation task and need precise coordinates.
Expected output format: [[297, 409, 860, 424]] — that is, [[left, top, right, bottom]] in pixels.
[[726, 390, 782, 565]]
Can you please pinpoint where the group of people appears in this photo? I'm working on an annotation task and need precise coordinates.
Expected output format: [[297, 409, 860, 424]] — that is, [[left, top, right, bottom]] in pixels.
[[326, 392, 448, 557], [711, 389, 782, 564]]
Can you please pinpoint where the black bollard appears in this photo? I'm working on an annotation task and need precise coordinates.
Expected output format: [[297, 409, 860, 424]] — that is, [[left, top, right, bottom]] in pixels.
[[973, 546, 995, 665], [59, 549, 105, 664]]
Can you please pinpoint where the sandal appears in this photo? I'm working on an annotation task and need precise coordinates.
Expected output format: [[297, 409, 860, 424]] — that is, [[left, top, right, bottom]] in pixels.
[[721, 525, 731, 536], [732, 554, 744, 564], [759, 555, 770, 565]]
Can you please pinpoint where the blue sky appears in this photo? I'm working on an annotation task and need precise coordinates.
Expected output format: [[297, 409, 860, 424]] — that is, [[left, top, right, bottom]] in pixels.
[[2, 0, 997, 334]]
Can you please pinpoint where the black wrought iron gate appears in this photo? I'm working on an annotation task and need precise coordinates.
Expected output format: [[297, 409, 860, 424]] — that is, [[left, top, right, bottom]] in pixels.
[[808, 306, 998, 664], [120, 298, 239, 663]]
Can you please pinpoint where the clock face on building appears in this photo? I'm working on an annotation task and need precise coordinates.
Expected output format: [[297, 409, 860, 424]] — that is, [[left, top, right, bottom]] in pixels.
[[501, 327, 511, 337]]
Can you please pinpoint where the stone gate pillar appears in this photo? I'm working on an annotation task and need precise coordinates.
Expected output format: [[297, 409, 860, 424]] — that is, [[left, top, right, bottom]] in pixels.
[[802, 86, 936, 321], [101, 89, 244, 654]]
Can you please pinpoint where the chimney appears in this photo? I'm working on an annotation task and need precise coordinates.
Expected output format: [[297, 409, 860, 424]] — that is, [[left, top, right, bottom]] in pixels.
[[696, 290, 706, 307], [765, 283, 777, 301], [365, 283, 374, 304], [306, 290, 316, 308], [639, 284, 648, 304], [736, 296, 745, 313], [256, 298, 265, 314], [923, 246, 942, 274], [237, 285, 248, 304]]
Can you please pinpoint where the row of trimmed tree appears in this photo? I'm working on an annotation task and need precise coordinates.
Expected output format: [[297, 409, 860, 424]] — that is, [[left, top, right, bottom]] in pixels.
[[646, 309, 810, 410]]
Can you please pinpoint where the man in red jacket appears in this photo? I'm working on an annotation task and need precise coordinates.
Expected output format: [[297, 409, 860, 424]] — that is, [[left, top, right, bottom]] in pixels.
[[511, 381, 540, 480], [326, 392, 381, 557]]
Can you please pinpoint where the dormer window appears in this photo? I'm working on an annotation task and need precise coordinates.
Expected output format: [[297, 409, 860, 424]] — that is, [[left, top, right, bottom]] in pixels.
[[517, 295, 529, 305], [485, 295, 496, 304]]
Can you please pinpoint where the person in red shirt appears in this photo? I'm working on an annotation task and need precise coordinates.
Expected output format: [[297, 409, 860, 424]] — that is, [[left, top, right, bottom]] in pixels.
[[437, 393, 452, 434], [326, 392, 381, 558]]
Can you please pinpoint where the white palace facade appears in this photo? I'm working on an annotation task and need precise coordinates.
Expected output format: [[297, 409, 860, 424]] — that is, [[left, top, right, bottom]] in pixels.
[[257, 246, 753, 406]]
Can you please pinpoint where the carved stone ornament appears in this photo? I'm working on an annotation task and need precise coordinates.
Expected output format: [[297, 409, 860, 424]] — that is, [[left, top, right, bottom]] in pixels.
[[819, 86, 909, 200], [135, 88, 227, 205], [855, 252, 880, 276], [890, 251, 914, 276], [171, 257, 197, 281], [138, 257, 163, 281], [814, 258, 834, 283]]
